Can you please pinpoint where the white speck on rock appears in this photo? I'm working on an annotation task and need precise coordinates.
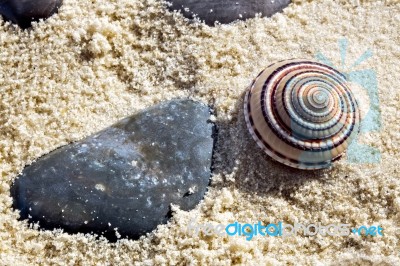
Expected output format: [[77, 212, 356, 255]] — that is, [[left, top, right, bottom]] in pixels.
[[188, 186, 196, 195], [95, 184, 106, 191]]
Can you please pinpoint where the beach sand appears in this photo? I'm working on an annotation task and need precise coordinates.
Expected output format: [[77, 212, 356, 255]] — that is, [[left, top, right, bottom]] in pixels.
[[0, 0, 399, 264]]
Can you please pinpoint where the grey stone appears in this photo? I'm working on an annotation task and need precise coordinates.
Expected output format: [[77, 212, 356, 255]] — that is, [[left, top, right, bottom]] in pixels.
[[167, 0, 291, 25], [11, 99, 214, 241], [0, 0, 63, 29]]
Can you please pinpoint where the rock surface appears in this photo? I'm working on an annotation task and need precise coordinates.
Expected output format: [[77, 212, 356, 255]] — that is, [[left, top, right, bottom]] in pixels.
[[11, 99, 214, 241], [167, 0, 291, 25], [0, 0, 63, 29]]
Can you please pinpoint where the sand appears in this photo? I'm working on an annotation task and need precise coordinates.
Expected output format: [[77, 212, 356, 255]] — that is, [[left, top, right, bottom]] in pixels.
[[0, 0, 399, 265]]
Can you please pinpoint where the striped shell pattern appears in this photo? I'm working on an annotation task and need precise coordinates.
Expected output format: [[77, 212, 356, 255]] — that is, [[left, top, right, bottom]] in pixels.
[[244, 59, 361, 169]]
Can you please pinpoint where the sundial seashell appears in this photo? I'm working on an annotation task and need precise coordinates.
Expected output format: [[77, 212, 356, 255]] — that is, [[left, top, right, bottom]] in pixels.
[[244, 59, 361, 169]]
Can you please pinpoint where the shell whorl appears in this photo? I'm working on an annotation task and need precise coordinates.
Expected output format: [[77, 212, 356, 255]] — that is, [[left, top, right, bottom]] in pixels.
[[244, 59, 361, 169]]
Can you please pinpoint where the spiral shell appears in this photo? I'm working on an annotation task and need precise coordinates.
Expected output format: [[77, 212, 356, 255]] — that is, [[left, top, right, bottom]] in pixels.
[[244, 59, 361, 169]]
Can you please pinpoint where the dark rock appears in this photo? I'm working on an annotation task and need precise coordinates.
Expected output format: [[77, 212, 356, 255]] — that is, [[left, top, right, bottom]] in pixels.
[[11, 99, 214, 241], [0, 0, 63, 29], [167, 0, 291, 25]]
